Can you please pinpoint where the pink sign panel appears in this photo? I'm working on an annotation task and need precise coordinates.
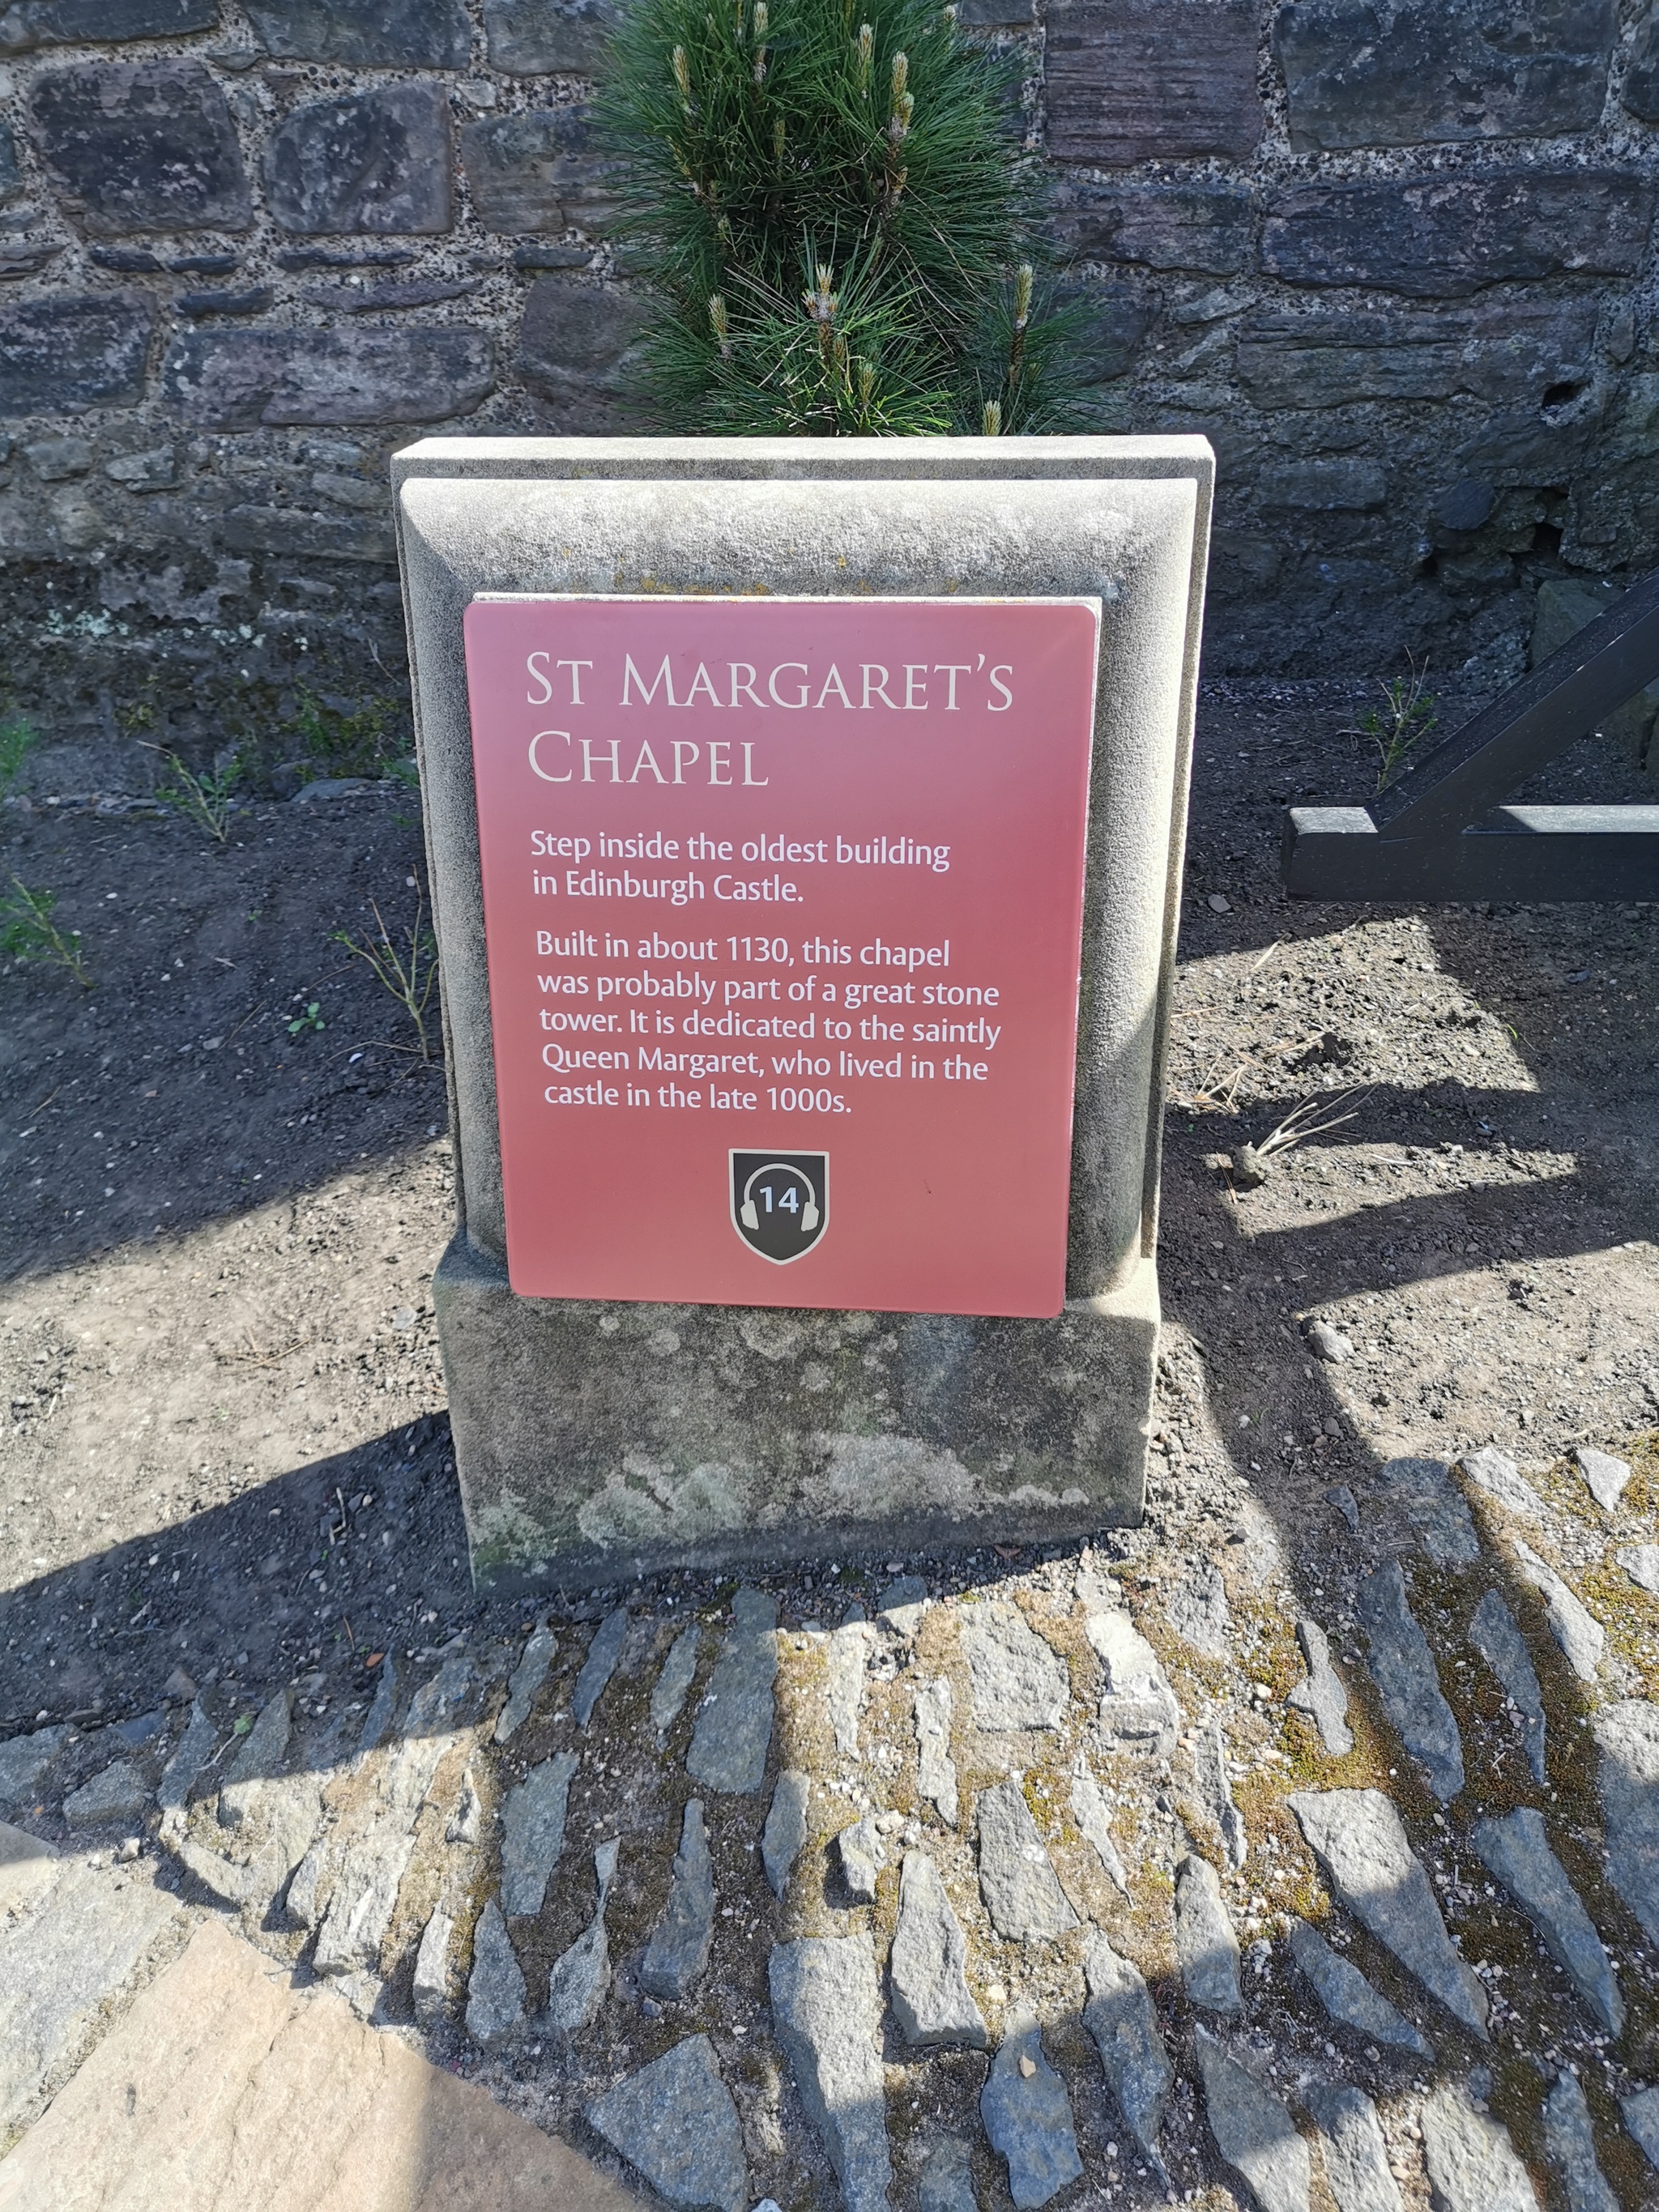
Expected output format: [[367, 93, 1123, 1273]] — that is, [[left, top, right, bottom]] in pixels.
[[462, 595, 1098, 1318]]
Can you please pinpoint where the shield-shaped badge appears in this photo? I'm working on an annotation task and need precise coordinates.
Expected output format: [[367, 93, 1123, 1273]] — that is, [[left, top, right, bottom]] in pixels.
[[731, 1151, 829, 1264]]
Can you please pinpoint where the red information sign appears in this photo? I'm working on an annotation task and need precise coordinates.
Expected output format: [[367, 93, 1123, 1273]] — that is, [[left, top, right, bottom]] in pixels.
[[463, 595, 1098, 1317]]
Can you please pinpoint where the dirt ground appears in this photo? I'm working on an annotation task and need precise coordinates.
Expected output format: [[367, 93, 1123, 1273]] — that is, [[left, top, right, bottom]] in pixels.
[[2, 674, 1655, 1733]]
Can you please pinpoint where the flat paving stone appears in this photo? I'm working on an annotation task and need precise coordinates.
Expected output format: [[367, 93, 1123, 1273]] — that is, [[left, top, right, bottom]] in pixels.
[[1616, 1545, 1659, 1598], [1468, 1592, 1546, 1784], [1289, 1790, 1488, 2037], [761, 1769, 810, 1898], [1357, 1561, 1464, 1803], [501, 1750, 579, 1918], [652, 1624, 702, 1738], [1620, 2085, 1659, 2172], [0, 1822, 58, 1920], [1572, 1444, 1630, 1514], [1082, 1929, 1171, 2178], [219, 1688, 292, 1827], [412, 1904, 453, 2024], [1087, 1607, 1180, 1758], [64, 1759, 150, 1828], [1514, 1541, 1605, 1681], [1288, 1617, 1353, 1756], [1194, 1717, 1247, 1869], [976, 1777, 1078, 1941], [828, 1613, 875, 1758], [838, 1812, 884, 1904], [156, 1701, 216, 1815], [573, 1606, 629, 1728], [466, 1899, 526, 2044], [495, 1619, 557, 1742], [587, 2032, 748, 2212], [312, 1826, 416, 1978], [544, 1839, 617, 2036], [1070, 1765, 1130, 1893], [1380, 1456, 1479, 1568], [889, 1850, 987, 2048], [1307, 2082, 1401, 2212], [980, 2009, 1082, 2210], [1460, 1446, 1541, 1523], [959, 1603, 1068, 1731], [0, 1725, 67, 1813], [1286, 1918, 1430, 2056], [917, 2133, 977, 2212], [1470, 1807, 1623, 2035], [1176, 1852, 1243, 2014], [1166, 1558, 1230, 1656], [769, 1933, 892, 2212], [640, 1800, 714, 2002], [686, 1589, 777, 1795], [1590, 1699, 1659, 1947], [915, 1677, 959, 1826], [878, 1575, 929, 1638], [1195, 2031, 1310, 2212], [1542, 2069, 1618, 2212], [1419, 2082, 1537, 2212]]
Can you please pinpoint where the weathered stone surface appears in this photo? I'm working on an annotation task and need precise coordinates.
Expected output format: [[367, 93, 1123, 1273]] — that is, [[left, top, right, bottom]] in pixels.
[[981, 2009, 1082, 2210], [587, 2034, 747, 2212], [1542, 2069, 1617, 2212], [1177, 1852, 1243, 2015], [1379, 1458, 1481, 1567], [838, 1813, 884, 1904], [0, 121, 19, 199], [915, 1677, 958, 1826], [1468, 1592, 1546, 1784], [65, 1759, 149, 1827], [1088, 1606, 1180, 1756], [0, 295, 153, 420], [877, 1575, 929, 1637], [1262, 173, 1655, 298], [1289, 1790, 1488, 2036], [1261, 459, 1388, 512], [265, 86, 450, 237], [312, 1827, 416, 1977], [1195, 1718, 1247, 1869], [976, 1779, 1078, 1941], [574, 1605, 629, 1728], [31, 62, 250, 236], [1307, 2082, 1401, 2212], [1286, 1918, 1431, 2056], [828, 1613, 875, 1757], [1471, 1808, 1622, 2035], [157, 1700, 216, 1815], [652, 1625, 701, 1739], [918, 2134, 977, 2212], [1288, 1617, 1353, 1755], [0, 0, 216, 57], [1054, 181, 1252, 275], [1082, 1930, 1171, 2175], [1621, 2086, 1659, 2172], [356, 1655, 398, 1754], [889, 1852, 987, 2049], [467, 1899, 526, 2044], [461, 108, 616, 233], [640, 1800, 714, 2002], [1167, 1558, 1231, 1655], [244, 0, 468, 65], [496, 1620, 557, 1743], [1572, 1445, 1631, 1513], [0, 1822, 58, 1918], [1617, 1545, 1659, 1598], [1358, 1561, 1465, 1803], [1626, 6, 1659, 118], [762, 1770, 809, 1899], [1461, 1446, 1542, 1522], [412, 1905, 454, 2024], [1070, 1765, 1129, 1892], [220, 1688, 293, 1828], [1196, 2031, 1311, 2212], [686, 1588, 776, 1795], [501, 1750, 579, 1917], [1514, 1540, 1605, 1681], [1045, 0, 1264, 165], [544, 1839, 617, 2035], [1591, 1700, 1659, 1946], [960, 1602, 1068, 1730], [164, 326, 494, 428], [1274, 0, 1617, 152], [1420, 2083, 1537, 2212], [769, 1935, 892, 2212], [485, 0, 617, 71]]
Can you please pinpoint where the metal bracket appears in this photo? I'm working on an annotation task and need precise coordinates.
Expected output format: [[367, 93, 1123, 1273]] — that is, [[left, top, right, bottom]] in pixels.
[[1282, 565, 1659, 901]]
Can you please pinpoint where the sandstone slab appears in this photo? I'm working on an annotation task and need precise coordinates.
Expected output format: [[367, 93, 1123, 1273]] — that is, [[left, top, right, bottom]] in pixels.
[[219, 1688, 293, 1827], [827, 1613, 875, 1758], [0, 1725, 68, 1813], [64, 1760, 148, 1829], [1380, 1457, 1479, 1567], [1461, 1447, 1542, 1522], [1572, 1445, 1631, 1514]]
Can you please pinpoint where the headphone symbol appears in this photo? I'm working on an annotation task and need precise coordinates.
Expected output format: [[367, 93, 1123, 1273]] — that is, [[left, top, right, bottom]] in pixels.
[[740, 1164, 819, 1234]]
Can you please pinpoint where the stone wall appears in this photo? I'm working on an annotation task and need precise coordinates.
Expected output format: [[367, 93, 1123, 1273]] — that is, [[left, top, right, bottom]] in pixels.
[[1, 0, 1657, 774]]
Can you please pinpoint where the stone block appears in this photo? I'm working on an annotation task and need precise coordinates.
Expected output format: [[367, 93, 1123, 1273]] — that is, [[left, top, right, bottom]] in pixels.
[[1260, 459, 1387, 510], [1237, 300, 1596, 410], [1262, 171, 1656, 297], [484, 0, 617, 73], [956, 0, 1034, 19], [1274, 0, 1618, 151], [0, 124, 20, 202], [164, 326, 493, 428], [0, 0, 216, 56], [1045, 0, 1264, 164], [460, 107, 618, 232], [518, 277, 649, 405], [30, 60, 250, 236], [1625, 5, 1659, 119], [1064, 283, 1153, 385], [1054, 183, 1252, 276], [243, 0, 468, 66], [0, 295, 153, 416], [265, 85, 452, 235]]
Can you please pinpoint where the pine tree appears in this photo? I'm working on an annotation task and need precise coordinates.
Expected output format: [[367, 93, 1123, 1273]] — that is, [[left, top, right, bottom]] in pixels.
[[595, 0, 1074, 435]]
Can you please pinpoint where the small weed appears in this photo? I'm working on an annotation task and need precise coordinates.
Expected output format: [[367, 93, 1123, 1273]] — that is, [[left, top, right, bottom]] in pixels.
[[2, 876, 92, 987], [1349, 658, 1439, 791], [0, 710, 37, 795], [286, 999, 326, 1039], [289, 687, 406, 780], [335, 893, 439, 1063], [147, 745, 241, 843]]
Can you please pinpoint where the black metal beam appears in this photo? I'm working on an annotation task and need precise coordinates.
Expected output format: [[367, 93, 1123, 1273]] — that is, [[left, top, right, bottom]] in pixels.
[[1283, 805, 1659, 901]]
